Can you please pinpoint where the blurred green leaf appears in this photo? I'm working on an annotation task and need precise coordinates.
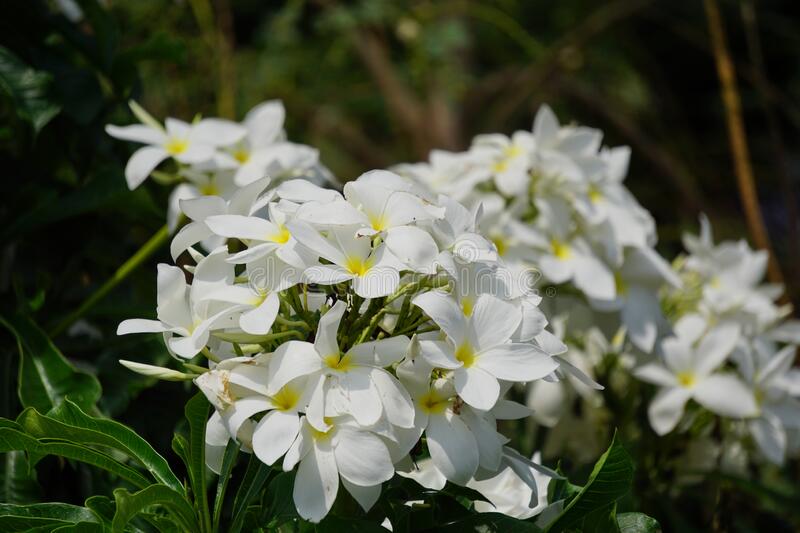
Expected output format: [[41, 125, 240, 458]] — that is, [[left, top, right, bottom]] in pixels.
[[544, 432, 634, 533], [0, 46, 60, 134], [0, 314, 101, 414], [617, 512, 661, 533], [229, 455, 272, 533], [18, 399, 182, 492], [112, 485, 198, 533], [0, 502, 100, 532], [0, 426, 151, 489], [178, 392, 211, 531]]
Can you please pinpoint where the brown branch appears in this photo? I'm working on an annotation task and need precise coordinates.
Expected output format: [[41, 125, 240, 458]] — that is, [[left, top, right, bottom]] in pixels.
[[704, 0, 783, 285], [741, 0, 799, 299]]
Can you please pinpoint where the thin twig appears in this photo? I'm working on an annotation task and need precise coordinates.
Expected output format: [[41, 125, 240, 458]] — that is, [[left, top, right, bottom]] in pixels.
[[740, 0, 798, 300], [704, 0, 783, 285]]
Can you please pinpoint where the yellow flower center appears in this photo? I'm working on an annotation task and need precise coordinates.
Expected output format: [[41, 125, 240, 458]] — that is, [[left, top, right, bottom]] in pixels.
[[676, 371, 696, 388], [492, 160, 508, 173], [368, 212, 388, 232], [588, 185, 603, 203], [418, 390, 451, 414], [267, 225, 291, 244], [461, 297, 474, 317], [455, 343, 476, 368], [614, 272, 627, 296], [491, 235, 508, 257], [551, 238, 571, 260], [233, 148, 250, 164], [200, 183, 219, 196], [165, 138, 189, 155], [323, 353, 352, 372], [271, 385, 300, 412], [345, 256, 372, 277], [310, 417, 334, 441]]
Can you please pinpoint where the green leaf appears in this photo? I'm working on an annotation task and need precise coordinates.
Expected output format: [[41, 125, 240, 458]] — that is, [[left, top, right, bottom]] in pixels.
[[18, 400, 182, 492], [0, 314, 101, 413], [180, 393, 212, 532], [0, 450, 40, 504], [212, 439, 239, 531], [617, 512, 661, 533], [0, 46, 61, 133], [262, 470, 297, 527], [229, 455, 272, 533], [544, 431, 635, 533], [112, 485, 199, 533], [0, 502, 99, 531], [315, 515, 388, 532], [0, 427, 151, 489]]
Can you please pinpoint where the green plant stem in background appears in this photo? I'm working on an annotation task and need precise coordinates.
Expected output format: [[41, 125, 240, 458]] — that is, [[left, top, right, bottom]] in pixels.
[[49, 225, 170, 338]]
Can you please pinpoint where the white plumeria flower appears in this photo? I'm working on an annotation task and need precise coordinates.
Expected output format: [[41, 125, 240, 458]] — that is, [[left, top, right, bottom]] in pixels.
[[413, 292, 557, 410], [734, 340, 800, 464], [590, 246, 681, 352], [204, 202, 308, 268], [393, 149, 489, 202], [283, 416, 394, 523], [213, 100, 320, 187], [634, 317, 758, 435], [169, 176, 273, 258], [471, 131, 534, 197], [289, 221, 404, 298], [468, 451, 552, 520], [267, 301, 414, 429], [117, 247, 242, 358], [106, 103, 246, 189]]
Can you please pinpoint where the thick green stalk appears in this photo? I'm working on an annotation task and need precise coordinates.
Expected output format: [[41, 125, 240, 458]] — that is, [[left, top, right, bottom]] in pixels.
[[50, 225, 170, 337]]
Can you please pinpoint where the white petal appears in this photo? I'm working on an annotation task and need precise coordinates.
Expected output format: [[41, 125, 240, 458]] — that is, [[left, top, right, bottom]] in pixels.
[[454, 367, 500, 410], [426, 411, 479, 485], [192, 118, 246, 146], [252, 410, 301, 466], [477, 344, 558, 382], [341, 479, 381, 512], [648, 387, 691, 435], [533, 104, 559, 142], [293, 440, 339, 523], [695, 323, 740, 376], [385, 226, 439, 273], [124, 146, 168, 189], [491, 400, 533, 420], [287, 220, 347, 266], [469, 294, 521, 350], [347, 336, 410, 367], [633, 363, 678, 388], [339, 369, 382, 426], [352, 265, 400, 299], [170, 222, 211, 260], [749, 413, 787, 465], [370, 369, 415, 428], [692, 374, 759, 418], [418, 340, 461, 370], [268, 341, 323, 394], [106, 123, 165, 145], [413, 291, 466, 344], [240, 292, 280, 335], [205, 215, 276, 241], [277, 179, 341, 204], [117, 318, 168, 335], [334, 427, 394, 486], [622, 287, 660, 352], [314, 300, 346, 358], [573, 254, 615, 301]]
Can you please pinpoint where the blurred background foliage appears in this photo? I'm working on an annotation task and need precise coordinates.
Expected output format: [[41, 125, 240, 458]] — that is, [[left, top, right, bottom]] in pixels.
[[1, 0, 799, 531]]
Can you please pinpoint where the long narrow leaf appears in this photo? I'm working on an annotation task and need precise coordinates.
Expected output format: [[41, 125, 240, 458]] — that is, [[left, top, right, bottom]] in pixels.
[[18, 400, 182, 492], [0, 427, 151, 489]]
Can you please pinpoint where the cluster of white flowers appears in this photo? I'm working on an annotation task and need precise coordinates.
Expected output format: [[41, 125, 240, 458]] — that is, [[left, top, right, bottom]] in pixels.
[[111, 104, 593, 521], [397, 105, 800, 470], [106, 100, 326, 230], [639, 217, 800, 466]]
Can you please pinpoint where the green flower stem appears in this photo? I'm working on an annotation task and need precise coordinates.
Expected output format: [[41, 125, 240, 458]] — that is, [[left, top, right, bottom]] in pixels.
[[50, 224, 170, 338], [274, 316, 310, 330]]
